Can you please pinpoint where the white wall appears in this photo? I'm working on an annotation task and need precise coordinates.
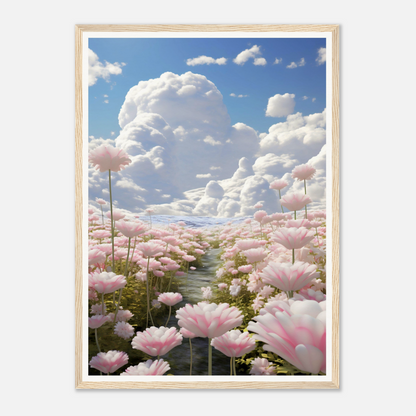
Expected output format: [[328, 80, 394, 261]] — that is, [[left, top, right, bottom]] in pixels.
[[2, 1, 414, 414]]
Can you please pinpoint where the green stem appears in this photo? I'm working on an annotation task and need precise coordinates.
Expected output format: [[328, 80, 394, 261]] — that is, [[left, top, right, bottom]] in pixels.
[[286, 290, 293, 299], [95, 328, 101, 353], [101, 293, 105, 315], [165, 305, 172, 326], [167, 271, 173, 292], [279, 189, 284, 213], [108, 170, 115, 271], [304, 180, 308, 218], [230, 357, 233, 376], [233, 356, 236, 376], [146, 257, 154, 327], [294, 210, 297, 220], [208, 338, 212, 376], [292, 249, 295, 264], [114, 237, 131, 323], [189, 338, 193, 376]]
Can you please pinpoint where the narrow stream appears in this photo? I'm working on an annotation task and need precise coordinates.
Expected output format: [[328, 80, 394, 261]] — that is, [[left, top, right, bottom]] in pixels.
[[161, 248, 234, 375]]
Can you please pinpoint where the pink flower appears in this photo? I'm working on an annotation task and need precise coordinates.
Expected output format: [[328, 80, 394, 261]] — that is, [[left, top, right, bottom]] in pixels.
[[114, 321, 135, 339], [88, 315, 111, 329], [269, 179, 289, 191], [252, 295, 265, 312], [180, 328, 197, 339], [132, 327, 183, 356], [218, 283, 228, 291], [89, 350, 129, 374], [176, 302, 244, 339], [137, 241, 164, 258], [271, 227, 315, 250], [260, 261, 320, 292], [182, 255, 196, 262], [108, 309, 134, 322], [253, 210, 268, 223], [280, 193, 312, 212], [243, 248, 267, 264], [96, 198, 107, 205], [120, 359, 170, 376], [247, 300, 326, 374], [286, 219, 312, 229], [201, 287, 213, 299], [249, 358, 276, 375], [238, 265, 253, 274], [115, 220, 147, 238], [291, 164, 316, 181], [88, 272, 127, 294], [88, 249, 106, 266], [254, 203, 263, 209], [158, 292, 183, 306], [235, 239, 263, 251], [105, 209, 125, 221], [88, 144, 131, 172], [211, 330, 256, 357]]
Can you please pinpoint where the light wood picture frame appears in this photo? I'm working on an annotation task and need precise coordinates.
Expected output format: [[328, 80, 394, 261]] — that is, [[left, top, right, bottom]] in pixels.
[[76, 24, 339, 389]]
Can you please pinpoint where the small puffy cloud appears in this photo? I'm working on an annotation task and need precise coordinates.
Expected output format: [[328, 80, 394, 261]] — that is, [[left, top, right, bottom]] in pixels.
[[186, 56, 227, 66], [302, 96, 308, 100], [230, 93, 236, 97], [88, 48, 124, 87], [233, 45, 261, 65], [273, 58, 282, 65], [312, 98, 316, 102], [299, 58, 306, 67], [204, 136, 222, 146], [287, 62, 297, 69], [253, 57, 267, 66], [196, 173, 212, 178], [210, 166, 221, 170], [266, 93, 296, 118], [316, 47, 326, 65], [230, 93, 248, 98], [104, 99, 109, 104]]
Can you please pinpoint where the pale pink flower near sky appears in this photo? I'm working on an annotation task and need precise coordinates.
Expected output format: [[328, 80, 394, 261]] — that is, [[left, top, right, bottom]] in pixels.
[[269, 179, 289, 191], [253, 210, 268, 223], [89, 272, 127, 294], [211, 330, 256, 357], [115, 220, 147, 238], [88, 315, 111, 329], [271, 227, 315, 250], [88, 144, 131, 172], [254, 202, 263, 209], [89, 350, 129, 374], [120, 359, 170, 376], [158, 292, 183, 306], [235, 239, 263, 251], [114, 321, 135, 339], [105, 209, 125, 221], [176, 302, 244, 338], [291, 164, 316, 181], [260, 261, 320, 292], [280, 193, 312, 212], [96, 198, 107, 205], [131, 326, 183, 356]]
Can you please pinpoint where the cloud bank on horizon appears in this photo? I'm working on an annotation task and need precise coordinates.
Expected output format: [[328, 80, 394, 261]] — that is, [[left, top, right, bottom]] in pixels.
[[88, 43, 327, 218]]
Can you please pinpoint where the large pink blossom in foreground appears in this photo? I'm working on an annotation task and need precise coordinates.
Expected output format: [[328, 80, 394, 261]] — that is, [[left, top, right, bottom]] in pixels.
[[131, 327, 183, 356], [115, 220, 148, 238], [271, 227, 315, 250], [158, 292, 183, 306], [260, 261, 320, 292], [88, 272, 127, 294], [211, 330, 256, 357], [88, 144, 131, 172], [176, 302, 244, 339], [280, 193, 312, 212], [291, 164, 316, 181], [120, 359, 170, 376], [248, 300, 326, 374], [89, 350, 129, 374]]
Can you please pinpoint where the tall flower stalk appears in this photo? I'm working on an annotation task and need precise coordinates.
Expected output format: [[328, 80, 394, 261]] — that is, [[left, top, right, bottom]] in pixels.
[[108, 169, 115, 271]]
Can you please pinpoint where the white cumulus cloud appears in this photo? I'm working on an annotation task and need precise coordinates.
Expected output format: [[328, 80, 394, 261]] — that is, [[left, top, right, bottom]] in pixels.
[[88, 48, 125, 87], [253, 57, 267, 66], [316, 48, 326, 65], [186, 56, 227, 66], [233, 45, 261, 65], [266, 93, 296, 118]]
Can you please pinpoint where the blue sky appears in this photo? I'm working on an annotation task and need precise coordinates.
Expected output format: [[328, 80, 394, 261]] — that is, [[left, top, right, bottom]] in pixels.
[[88, 37, 326, 138], [88, 37, 327, 217]]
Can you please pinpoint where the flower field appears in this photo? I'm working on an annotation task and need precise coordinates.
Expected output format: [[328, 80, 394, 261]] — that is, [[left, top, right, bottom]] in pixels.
[[87, 145, 327, 376]]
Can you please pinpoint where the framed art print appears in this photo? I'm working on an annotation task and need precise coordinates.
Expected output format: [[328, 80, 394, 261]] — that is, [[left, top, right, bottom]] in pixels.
[[75, 24, 339, 389]]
